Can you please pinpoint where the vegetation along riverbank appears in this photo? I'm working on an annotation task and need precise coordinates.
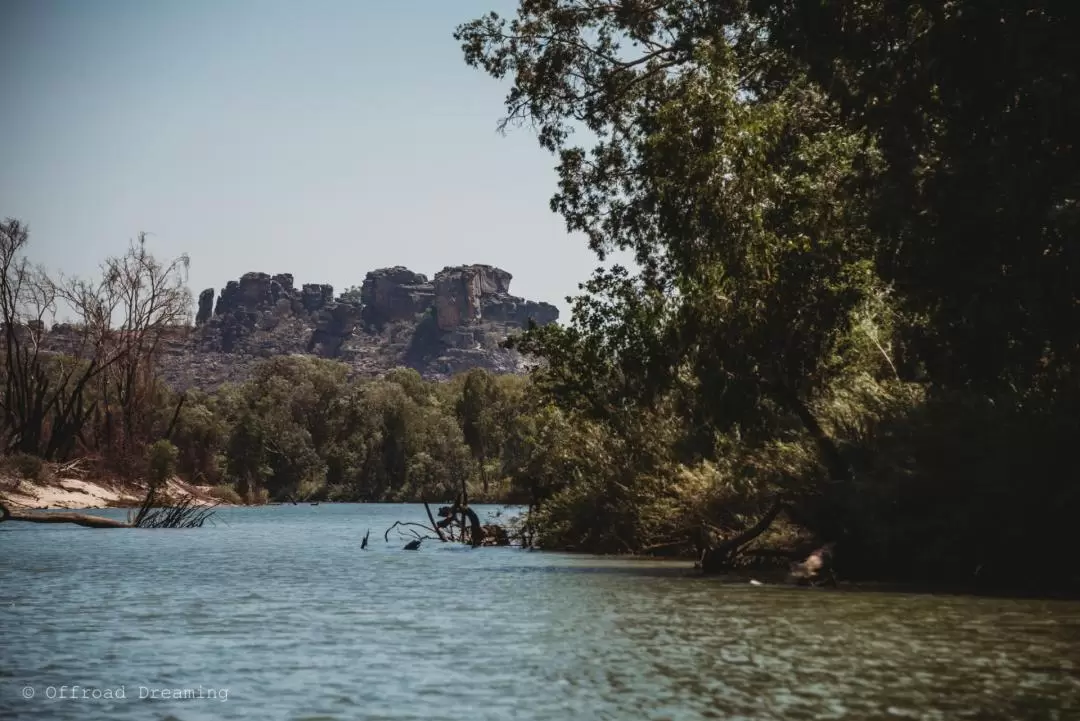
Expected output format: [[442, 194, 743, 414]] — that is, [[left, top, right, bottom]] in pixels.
[[3, 1, 1078, 594]]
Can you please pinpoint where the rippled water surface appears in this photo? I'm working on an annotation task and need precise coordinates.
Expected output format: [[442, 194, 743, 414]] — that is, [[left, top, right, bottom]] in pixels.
[[2, 504, 1078, 720]]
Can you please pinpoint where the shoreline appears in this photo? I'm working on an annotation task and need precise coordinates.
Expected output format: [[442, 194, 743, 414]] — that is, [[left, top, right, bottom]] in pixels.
[[0, 475, 217, 511], [4, 478, 1076, 600]]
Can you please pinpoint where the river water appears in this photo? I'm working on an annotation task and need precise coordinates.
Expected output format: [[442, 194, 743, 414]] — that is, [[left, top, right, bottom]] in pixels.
[[1, 503, 1078, 720]]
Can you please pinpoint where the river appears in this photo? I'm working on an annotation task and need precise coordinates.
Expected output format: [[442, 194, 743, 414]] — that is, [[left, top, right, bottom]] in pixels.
[[1, 503, 1078, 720]]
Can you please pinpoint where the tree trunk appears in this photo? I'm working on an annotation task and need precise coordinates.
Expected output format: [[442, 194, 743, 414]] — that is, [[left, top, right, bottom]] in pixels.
[[699, 497, 786, 573], [0, 502, 131, 528]]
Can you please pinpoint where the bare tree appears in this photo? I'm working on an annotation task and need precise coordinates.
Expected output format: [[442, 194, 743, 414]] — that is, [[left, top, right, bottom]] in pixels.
[[0, 218, 98, 458], [56, 233, 191, 470], [0, 219, 191, 463]]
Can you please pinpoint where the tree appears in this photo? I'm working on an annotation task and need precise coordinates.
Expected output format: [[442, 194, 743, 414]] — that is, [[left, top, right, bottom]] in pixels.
[[57, 233, 192, 471], [758, 0, 1080, 399], [456, 3, 878, 496], [459, 0, 1080, 403], [456, 369, 501, 494]]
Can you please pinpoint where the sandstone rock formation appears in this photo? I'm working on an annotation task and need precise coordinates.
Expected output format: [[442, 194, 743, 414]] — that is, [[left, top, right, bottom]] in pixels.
[[139, 264, 559, 391], [360, 267, 434, 326]]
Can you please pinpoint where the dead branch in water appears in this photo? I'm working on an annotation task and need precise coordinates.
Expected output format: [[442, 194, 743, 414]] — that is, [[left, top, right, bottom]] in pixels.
[[436, 501, 485, 548], [381, 500, 512, 550], [424, 501, 447, 542], [382, 520, 440, 543]]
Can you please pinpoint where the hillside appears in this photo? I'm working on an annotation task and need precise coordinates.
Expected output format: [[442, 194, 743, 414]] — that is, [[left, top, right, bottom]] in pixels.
[[45, 263, 559, 391]]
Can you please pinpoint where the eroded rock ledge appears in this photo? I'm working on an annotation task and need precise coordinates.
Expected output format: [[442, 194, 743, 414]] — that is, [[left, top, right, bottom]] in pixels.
[[154, 264, 559, 390]]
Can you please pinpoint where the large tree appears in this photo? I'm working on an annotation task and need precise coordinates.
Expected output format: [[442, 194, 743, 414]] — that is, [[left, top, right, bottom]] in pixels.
[[456, 2, 880, 490], [458, 0, 1079, 407]]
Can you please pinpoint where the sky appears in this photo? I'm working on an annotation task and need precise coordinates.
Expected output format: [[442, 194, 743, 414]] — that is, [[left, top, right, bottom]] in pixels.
[[0, 0, 615, 321]]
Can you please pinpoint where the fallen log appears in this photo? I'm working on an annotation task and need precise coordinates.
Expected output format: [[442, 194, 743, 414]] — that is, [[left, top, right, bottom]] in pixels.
[[0, 488, 217, 529], [0, 502, 131, 528]]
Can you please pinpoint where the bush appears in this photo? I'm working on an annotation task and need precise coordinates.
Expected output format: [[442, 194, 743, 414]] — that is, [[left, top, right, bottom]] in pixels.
[[246, 487, 270, 505], [4, 452, 45, 481], [207, 484, 243, 505], [145, 440, 179, 487]]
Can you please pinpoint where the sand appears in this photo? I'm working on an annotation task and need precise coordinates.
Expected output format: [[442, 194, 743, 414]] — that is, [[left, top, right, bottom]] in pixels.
[[0, 477, 211, 510]]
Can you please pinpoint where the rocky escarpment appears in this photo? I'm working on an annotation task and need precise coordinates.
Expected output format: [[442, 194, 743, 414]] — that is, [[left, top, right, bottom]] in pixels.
[[149, 264, 558, 391]]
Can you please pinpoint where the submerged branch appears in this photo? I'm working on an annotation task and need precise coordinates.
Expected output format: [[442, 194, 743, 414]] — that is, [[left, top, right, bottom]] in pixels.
[[382, 520, 441, 543], [424, 501, 447, 542]]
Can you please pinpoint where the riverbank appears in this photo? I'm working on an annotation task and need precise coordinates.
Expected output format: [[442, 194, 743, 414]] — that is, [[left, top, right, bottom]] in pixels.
[[0, 474, 217, 510]]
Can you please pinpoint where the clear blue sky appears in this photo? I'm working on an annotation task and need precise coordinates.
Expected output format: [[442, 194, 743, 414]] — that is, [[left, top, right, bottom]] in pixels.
[[0, 0, 612, 319]]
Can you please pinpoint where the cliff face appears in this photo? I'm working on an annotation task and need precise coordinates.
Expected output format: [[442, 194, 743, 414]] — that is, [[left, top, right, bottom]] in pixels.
[[148, 264, 558, 391]]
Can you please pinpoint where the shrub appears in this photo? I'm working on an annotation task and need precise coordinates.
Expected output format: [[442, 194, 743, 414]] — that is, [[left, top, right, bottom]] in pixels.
[[3, 452, 45, 481], [145, 440, 179, 487], [207, 484, 243, 505]]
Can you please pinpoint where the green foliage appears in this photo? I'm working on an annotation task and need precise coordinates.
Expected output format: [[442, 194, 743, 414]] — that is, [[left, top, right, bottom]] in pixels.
[[154, 358, 525, 505], [206, 484, 243, 505], [454, 0, 1080, 589], [145, 439, 179, 487], [169, 392, 229, 485]]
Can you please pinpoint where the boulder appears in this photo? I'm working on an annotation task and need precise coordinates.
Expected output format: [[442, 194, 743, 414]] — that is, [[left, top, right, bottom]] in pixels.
[[272, 273, 295, 294], [308, 301, 362, 355]]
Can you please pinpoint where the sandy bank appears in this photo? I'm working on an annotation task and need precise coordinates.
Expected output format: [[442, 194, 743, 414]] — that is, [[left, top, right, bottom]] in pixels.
[[0, 476, 215, 510]]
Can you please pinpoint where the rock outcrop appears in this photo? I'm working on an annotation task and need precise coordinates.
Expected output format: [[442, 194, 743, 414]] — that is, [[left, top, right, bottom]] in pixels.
[[429, 264, 556, 330], [360, 267, 434, 326], [131, 263, 559, 391]]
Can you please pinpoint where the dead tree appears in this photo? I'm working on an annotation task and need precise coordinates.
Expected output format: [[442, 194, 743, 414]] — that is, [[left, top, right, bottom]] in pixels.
[[57, 233, 191, 472], [435, 499, 485, 548], [0, 221, 191, 465], [0, 219, 113, 458], [381, 501, 490, 549]]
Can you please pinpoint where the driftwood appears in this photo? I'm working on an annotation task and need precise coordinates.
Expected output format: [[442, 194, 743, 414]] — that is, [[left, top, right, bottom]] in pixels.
[[381, 499, 498, 550], [382, 521, 437, 543], [424, 502, 447, 542], [0, 485, 217, 529], [0, 502, 130, 528], [436, 501, 485, 548]]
